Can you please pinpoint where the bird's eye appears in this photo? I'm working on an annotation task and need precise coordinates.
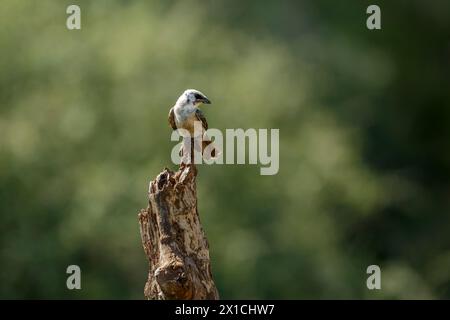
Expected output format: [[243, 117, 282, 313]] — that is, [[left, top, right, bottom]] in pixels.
[[194, 93, 202, 100]]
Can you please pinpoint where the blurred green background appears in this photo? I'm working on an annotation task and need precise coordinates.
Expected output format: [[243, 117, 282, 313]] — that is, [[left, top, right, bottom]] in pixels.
[[1, 0, 449, 299]]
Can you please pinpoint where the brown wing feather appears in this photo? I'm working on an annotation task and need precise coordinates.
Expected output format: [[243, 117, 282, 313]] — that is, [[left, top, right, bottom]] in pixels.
[[168, 107, 177, 130], [195, 109, 208, 130]]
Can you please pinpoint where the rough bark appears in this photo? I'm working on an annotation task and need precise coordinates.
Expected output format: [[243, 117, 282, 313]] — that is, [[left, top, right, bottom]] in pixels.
[[138, 164, 219, 300]]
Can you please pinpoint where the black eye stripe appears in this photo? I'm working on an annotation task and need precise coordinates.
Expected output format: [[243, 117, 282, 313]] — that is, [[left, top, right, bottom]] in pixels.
[[194, 93, 202, 99]]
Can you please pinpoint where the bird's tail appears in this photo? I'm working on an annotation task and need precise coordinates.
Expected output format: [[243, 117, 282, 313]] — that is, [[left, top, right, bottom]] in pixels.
[[179, 136, 220, 163], [202, 139, 220, 161]]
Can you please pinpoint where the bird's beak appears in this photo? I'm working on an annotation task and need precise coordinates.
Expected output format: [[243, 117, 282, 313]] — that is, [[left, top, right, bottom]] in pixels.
[[197, 96, 211, 104]]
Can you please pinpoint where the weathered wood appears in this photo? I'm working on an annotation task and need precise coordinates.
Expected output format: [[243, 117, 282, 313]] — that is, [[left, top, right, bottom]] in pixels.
[[138, 164, 219, 300]]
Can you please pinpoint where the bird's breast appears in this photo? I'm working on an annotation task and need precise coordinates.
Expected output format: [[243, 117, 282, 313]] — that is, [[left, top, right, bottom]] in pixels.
[[175, 108, 199, 136]]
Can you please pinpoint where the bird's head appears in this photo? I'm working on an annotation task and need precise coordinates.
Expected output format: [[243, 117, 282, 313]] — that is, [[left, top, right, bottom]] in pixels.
[[176, 89, 211, 107]]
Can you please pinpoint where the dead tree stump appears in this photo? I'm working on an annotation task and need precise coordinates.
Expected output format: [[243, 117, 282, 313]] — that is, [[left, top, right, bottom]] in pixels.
[[138, 164, 219, 300]]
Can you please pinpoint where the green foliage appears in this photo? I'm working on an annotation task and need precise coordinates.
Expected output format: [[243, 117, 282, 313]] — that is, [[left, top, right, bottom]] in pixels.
[[0, 0, 449, 299]]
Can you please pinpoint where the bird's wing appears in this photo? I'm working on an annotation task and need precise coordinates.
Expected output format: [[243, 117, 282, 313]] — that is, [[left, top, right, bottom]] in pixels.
[[195, 109, 208, 131], [168, 107, 177, 130]]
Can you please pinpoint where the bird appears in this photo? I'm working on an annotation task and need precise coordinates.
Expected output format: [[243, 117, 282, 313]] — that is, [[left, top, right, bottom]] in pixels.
[[168, 89, 218, 162]]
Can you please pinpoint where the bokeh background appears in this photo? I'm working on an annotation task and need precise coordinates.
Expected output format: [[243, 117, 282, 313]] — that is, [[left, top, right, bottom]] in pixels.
[[1, 0, 449, 299]]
